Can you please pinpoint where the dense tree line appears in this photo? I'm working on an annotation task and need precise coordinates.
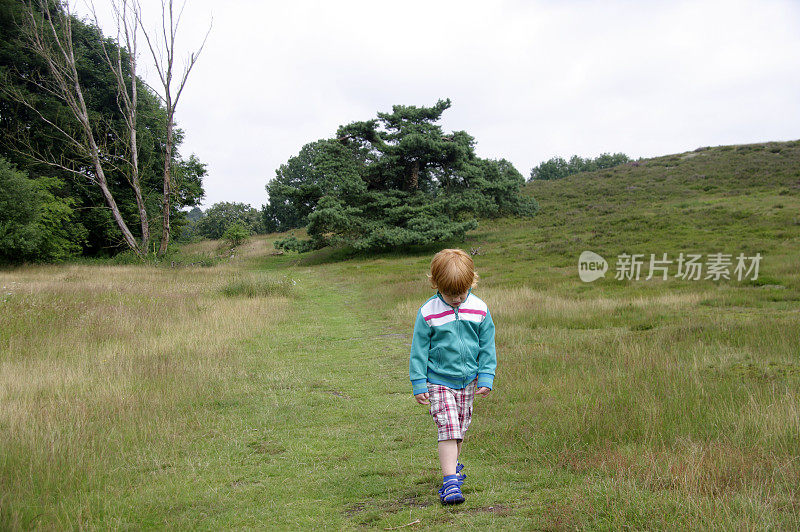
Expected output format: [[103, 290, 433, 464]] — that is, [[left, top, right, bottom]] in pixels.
[[0, 0, 206, 263], [264, 99, 538, 252], [529, 153, 630, 181], [175, 202, 267, 243]]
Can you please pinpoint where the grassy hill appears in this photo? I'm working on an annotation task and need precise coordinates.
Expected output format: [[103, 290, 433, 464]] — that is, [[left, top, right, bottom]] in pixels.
[[1, 140, 798, 529], [522, 139, 799, 263], [473, 139, 800, 285]]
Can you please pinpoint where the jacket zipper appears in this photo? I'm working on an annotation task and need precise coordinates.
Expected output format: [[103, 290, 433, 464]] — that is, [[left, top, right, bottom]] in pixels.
[[454, 307, 466, 386], [438, 292, 469, 387]]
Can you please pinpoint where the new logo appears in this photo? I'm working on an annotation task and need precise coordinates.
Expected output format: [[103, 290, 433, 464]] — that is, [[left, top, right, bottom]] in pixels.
[[578, 251, 608, 282]]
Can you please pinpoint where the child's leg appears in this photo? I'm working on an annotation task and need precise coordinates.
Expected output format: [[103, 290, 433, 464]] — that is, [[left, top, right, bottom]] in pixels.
[[437, 439, 459, 476], [455, 379, 476, 464]]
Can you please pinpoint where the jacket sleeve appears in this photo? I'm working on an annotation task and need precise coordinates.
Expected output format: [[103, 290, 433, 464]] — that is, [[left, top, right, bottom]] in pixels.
[[477, 309, 497, 390], [409, 309, 431, 395]]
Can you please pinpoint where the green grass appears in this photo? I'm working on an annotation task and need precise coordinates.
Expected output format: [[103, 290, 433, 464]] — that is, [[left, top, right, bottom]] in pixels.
[[220, 273, 297, 298], [1, 140, 799, 529]]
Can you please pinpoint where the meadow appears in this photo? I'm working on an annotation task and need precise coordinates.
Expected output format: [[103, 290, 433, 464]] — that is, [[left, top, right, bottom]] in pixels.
[[1, 140, 799, 529]]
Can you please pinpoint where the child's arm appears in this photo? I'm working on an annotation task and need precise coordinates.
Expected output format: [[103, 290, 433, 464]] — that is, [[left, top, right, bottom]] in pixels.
[[477, 310, 497, 390], [409, 309, 431, 396]]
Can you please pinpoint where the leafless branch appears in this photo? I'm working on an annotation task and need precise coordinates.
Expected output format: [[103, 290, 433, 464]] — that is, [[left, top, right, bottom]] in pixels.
[[138, 0, 211, 255], [3, 83, 86, 153], [173, 22, 210, 109]]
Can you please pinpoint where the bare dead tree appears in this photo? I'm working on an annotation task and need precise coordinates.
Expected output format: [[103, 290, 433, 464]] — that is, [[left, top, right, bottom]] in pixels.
[[92, 0, 150, 252], [16, 0, 145, 257], [138, 0, 210, 256]]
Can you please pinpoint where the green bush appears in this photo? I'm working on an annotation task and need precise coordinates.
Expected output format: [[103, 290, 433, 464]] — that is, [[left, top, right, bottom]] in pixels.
[[0, 157, 86, 263], [198, 202, 263, 239], [222, 222, 251, 248], [274, 234, 314, 253]]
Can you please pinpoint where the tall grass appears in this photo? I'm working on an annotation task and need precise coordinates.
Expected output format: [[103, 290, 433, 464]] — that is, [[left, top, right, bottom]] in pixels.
[[0, 263, 291, 529], [220, 273, 296, 298]]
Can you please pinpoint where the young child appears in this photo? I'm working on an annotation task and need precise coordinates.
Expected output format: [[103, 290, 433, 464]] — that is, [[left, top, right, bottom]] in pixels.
[[409, 248, 497, 505]]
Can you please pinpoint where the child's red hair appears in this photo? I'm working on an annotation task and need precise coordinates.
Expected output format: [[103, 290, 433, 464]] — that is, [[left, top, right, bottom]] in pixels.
[[428, 248, 479, 295]]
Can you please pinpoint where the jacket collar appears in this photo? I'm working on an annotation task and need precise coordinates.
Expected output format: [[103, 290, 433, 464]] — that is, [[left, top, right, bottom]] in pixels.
[[436, 287, 472, 309]]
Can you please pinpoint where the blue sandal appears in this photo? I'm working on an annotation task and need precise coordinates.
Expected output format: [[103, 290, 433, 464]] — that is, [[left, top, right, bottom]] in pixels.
[[439, 478, 465, 505], [438, 462, 466, 496]]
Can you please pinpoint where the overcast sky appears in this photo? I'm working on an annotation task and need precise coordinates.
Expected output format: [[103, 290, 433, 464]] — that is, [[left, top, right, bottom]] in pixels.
[[85, 0, 800, 209]]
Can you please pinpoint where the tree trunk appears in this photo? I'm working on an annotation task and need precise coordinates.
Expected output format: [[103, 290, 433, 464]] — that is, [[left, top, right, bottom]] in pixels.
[[158, 116, 173, 255], [125, 18, 148, 252], [130, 117, 149, 252], [409, 160, 419, 190], [96, 164, 142, 253], [75, 51, 143, 257], [81, 97, 142, 255], [95, 0, 150, 254]]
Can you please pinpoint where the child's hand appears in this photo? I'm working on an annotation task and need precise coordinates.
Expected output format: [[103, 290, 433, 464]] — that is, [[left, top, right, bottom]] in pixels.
[[476, 387, 491, 397], [414, 392, 430, 405]]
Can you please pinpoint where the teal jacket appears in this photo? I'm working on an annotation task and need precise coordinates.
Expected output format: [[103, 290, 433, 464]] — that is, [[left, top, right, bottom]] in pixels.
[[409, 290, 497, 396]]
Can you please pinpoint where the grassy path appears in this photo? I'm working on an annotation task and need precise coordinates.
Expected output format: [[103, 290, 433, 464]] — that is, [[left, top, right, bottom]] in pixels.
[[123, 264, 556, 529], [221, 257, 656, 529], [210, 263, 548, 529]]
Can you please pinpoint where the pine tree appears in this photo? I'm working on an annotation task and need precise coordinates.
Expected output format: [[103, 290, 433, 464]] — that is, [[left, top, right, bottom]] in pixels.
[[268, 99, 537, 252]]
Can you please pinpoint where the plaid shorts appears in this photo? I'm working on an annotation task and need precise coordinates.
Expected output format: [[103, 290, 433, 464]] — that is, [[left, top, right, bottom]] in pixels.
[[427, 378, 478, 442]]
